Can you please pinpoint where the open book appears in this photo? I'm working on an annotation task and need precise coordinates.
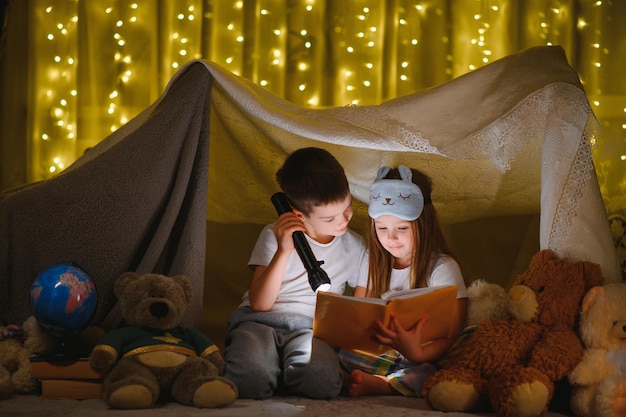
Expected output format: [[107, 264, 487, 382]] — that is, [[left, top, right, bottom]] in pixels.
[[313, 285, 458, 354]]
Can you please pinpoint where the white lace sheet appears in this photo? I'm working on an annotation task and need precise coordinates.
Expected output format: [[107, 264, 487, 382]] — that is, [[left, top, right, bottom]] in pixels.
[[327, 84, 617, 280], [196, 49, 619, 283]]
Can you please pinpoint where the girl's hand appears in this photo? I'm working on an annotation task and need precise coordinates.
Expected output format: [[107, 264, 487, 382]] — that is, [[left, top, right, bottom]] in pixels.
[[370, 314, 430, 362]]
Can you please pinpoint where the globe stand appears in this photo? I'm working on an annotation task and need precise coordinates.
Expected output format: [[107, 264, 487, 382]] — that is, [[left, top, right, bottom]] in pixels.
[[34, 329, 93, 361]]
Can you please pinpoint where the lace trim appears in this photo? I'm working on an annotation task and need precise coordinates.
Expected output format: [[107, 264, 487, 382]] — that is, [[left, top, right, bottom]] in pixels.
[[436, 83, 594, 172], [324, 105, 442, 154], [549, 116, 599, 254], [325, 83, 593, 167]]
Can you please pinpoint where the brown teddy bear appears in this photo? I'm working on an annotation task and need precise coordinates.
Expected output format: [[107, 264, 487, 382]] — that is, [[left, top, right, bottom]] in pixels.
[[569, 283, 626, 417], [89, 272, 237, 409], [423, 249, 604, 417]]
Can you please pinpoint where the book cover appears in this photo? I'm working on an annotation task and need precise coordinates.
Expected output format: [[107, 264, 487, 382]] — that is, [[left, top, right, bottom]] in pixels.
[[313, 285, 459, 354], [39, 379, 103, 400], [30, 356, 101, 380]]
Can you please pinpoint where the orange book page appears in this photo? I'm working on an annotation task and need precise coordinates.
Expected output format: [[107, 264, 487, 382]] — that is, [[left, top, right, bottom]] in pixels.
[[313, 285, 458, 355], [313, 292, 388, 354], [386, 285, 458, 345]]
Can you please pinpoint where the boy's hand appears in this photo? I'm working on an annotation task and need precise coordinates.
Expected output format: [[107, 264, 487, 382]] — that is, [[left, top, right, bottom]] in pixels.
[[249, 212, 308, 311], [273, 212, 306, 253]]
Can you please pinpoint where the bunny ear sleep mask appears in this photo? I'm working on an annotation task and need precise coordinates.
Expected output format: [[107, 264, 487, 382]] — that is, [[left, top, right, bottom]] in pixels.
[[368, 165, 427, 221]]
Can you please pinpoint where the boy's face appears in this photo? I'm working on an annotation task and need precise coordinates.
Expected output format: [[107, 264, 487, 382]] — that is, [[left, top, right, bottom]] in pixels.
[[296, 194, 353, 244]]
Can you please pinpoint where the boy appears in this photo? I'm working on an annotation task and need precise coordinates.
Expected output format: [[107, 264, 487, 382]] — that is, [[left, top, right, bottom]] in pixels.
[[223, 147, 367, 399]]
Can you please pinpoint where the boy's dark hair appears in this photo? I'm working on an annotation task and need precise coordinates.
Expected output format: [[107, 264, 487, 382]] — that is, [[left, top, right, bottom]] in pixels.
[[276, 147, 350, 216]]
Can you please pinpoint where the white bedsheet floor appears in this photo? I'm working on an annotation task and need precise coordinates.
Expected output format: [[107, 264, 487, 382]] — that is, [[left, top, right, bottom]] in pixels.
[[0, 394, 574, 417]]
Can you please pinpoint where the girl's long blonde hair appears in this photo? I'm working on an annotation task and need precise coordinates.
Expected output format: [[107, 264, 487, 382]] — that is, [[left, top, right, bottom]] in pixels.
[[365, 167, 468, 298]]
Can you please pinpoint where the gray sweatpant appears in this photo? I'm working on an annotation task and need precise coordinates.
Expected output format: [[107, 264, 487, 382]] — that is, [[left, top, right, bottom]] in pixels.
[[223, 307, 343, 399]]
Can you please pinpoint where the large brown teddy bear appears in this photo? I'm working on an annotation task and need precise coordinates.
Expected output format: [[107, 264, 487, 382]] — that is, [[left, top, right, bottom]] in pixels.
[[569, 283, 626, 417], [423, 249, 604, 417], [89, 272, 237, 409]]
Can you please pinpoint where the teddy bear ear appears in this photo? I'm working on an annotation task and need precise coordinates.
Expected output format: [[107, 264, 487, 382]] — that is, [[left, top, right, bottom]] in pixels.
[[532, 249, 557, 265], [581, 286, 605, 313], [581, 261, 604, 290], [114, 271, 140, 297], [172, 275, 192, 303]]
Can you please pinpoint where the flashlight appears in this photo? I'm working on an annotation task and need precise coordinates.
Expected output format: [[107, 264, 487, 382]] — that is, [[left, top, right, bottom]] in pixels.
[[271, 192, 332, 293]]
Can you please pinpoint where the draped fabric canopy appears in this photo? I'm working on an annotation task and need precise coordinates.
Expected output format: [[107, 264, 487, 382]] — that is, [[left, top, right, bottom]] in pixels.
[[0, 45, 619, 332], [201, 45, 618, 279]]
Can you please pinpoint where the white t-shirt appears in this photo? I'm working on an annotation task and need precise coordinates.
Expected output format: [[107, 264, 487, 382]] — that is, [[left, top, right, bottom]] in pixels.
[[240, 223, 368, 317], [356, 254, 468, 299]]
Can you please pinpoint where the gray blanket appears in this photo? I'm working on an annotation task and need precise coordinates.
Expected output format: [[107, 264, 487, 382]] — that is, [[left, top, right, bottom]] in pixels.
[[0, 63, 212, 330]]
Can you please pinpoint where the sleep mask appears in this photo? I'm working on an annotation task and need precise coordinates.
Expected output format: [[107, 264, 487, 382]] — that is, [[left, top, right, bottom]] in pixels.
[[368, 165, 426, 221]]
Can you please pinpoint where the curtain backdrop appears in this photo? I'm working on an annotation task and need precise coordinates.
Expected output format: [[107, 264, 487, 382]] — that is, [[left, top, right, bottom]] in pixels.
[[0, 0, 624, 279]]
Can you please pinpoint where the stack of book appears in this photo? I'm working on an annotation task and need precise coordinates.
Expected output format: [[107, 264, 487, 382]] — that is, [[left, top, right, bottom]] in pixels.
[[30, 356, 103, 400]]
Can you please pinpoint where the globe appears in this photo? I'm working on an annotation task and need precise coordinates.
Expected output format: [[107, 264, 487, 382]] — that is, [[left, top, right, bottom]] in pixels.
[[30, 264, 97, 337]]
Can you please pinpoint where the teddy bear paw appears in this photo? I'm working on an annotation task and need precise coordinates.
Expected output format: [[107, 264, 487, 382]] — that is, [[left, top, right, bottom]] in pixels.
[[614, 379, 626, 416], [506, 381, 549, 417], [109, 384, 154, 409], [193, 378, 237, 408], [427, 380, 479, 412]]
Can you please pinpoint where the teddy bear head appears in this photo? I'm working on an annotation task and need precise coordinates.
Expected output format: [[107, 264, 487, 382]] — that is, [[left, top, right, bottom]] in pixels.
[[465, 278, 509, 327], [21, 315, 59, 354], [114, 272, 192, 329], [506, 249, 604, 328], [578, 283, 626, 351]]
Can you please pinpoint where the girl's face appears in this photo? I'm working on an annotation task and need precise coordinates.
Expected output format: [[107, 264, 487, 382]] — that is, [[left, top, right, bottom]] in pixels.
[[373, 215, 415, 268]]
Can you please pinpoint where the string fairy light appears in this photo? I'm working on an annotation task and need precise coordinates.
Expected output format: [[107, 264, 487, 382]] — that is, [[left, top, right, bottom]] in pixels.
[[30, 0, 624, 198], [33, 0, 79, 178], [209, 1, 245, 76]]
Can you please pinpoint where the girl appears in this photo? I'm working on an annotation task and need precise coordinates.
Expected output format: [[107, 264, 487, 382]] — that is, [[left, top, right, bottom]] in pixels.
[[339, 165, 469, 397]]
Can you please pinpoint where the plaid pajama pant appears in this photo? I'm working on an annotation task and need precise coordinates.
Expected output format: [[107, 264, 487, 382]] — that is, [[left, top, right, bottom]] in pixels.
[[337, 325, 477, 396]]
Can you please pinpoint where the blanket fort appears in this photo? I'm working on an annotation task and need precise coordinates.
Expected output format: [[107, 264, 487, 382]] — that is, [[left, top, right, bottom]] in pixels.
[[0, 46, 620, 332]]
